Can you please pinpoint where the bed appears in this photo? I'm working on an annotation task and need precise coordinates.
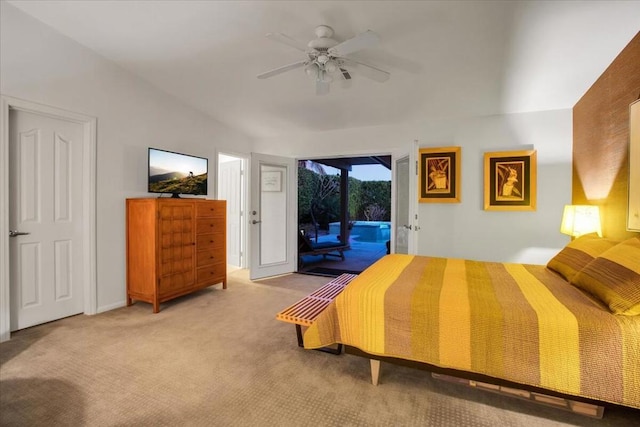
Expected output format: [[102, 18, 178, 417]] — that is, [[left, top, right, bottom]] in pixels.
[[303, 235, 640, 411]]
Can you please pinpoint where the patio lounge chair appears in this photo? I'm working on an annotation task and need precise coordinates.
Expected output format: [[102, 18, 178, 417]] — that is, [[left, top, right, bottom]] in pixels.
[[298, 230, 349, 268]]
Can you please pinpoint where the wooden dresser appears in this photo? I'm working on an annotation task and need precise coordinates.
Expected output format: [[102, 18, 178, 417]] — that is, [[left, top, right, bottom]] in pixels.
[[126, 198, 226, 312]]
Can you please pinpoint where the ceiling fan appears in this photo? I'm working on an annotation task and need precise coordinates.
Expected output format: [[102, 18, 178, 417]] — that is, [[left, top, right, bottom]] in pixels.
[[257, 25, 390, 95]]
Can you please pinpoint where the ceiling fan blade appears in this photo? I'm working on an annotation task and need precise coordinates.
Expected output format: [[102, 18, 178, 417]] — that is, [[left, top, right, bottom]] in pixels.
[[316, 79, 330, 96], [257, 60, 307, 79], [338, 68, 352, 80], [338, 69, 353, 89], [328, 30, 379, 57], [341, 59, 390, 83], [265, 32, 308, 52]]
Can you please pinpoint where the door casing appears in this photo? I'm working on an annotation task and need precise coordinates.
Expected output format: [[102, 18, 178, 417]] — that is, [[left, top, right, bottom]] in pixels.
[[0, 95, 97, 342], [217, 151, 247, 269]]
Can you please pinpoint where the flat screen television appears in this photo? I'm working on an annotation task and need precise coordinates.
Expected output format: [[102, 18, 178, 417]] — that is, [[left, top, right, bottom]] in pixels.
[[148, 147, 208, 198]]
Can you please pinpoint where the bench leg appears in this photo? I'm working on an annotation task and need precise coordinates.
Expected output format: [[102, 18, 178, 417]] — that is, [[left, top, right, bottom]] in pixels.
[[296, 324, 304, 347], [295, 324, 342, 355]]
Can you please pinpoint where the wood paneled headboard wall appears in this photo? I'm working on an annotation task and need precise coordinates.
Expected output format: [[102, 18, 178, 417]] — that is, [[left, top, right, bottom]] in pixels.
[[573, 31, 640, 241]]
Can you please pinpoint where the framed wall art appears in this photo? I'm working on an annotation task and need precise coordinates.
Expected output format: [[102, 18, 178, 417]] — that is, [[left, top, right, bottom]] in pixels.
[[418, 146, 461, 203], [484, 150, 536, 211]]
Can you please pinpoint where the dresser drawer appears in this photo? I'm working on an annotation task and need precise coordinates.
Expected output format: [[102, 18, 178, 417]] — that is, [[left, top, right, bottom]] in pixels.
[[196, 263, 226, 284], [197, 250, 225, 267], [196, 233, 224, 250], [159, 270, 195, 294], [196, 217, 225, 234], [196, 201, 225, 218]]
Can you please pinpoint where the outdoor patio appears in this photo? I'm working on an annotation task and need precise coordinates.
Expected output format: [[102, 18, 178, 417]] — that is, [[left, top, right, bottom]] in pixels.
[[298, 231, 388, 276]]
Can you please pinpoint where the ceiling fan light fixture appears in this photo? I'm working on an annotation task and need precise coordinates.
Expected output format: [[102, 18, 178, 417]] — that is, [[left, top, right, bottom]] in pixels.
[[259, 25, 390, 95], [324, 59, 338, 74], [304, 62, 320, 78], [318, 70, 333, 83]]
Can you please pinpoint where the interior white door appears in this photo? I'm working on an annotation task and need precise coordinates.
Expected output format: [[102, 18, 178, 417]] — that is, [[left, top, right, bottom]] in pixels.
[[9, 109, 84, 330], [391, 143, 419, 254], [249, 153, 296, 280], [218, 158, 243, 267]]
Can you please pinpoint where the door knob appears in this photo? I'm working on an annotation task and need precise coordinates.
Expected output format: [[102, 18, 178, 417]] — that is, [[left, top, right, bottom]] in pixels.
[[9, 230, 30, 237], [251, 220, 262, 225], [402, 224, 412, 230]]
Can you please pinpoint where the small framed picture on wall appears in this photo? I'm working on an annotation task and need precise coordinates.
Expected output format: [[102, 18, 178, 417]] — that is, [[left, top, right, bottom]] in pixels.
[[483, 150, 537, 211], [418, 146, 461, 203]]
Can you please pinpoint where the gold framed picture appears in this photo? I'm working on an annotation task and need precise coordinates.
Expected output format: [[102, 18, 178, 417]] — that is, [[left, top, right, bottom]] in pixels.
[[484, 150, 536, 211], [419, 146, 461, 203]]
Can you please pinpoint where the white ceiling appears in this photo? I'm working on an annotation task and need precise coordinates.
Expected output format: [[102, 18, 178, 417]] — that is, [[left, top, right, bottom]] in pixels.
[[8, 0, 640, 139]]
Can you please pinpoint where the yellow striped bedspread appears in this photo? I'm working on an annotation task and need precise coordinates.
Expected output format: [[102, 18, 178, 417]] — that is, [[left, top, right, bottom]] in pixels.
[[303, 254, 640, 408]]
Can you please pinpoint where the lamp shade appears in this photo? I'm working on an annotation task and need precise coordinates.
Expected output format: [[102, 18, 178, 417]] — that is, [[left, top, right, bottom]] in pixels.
[[560, 205, 602, 237]]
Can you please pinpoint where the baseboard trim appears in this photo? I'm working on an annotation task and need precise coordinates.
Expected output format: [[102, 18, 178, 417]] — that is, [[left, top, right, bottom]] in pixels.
[[96, 301, 126, 314]]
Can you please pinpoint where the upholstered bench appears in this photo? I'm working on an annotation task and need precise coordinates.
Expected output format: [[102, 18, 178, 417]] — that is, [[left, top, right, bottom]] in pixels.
[[276, 273, 357, 354]]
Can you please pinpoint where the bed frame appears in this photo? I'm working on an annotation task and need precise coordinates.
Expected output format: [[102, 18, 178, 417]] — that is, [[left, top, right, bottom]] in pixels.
[[345, 346, 606, 419]]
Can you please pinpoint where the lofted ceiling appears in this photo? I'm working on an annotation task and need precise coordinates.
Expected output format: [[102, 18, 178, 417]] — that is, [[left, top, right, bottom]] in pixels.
[[7, 0, 640, 140]]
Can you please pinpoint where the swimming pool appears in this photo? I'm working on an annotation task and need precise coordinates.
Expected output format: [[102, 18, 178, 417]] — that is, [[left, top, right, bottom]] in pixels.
[[329, 221, 390, 243]]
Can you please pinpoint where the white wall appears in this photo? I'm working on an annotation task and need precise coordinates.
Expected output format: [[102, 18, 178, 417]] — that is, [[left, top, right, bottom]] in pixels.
[[0, 2, 253, 312], [0, 1, 573, 323], [254, 109, 572, 265]]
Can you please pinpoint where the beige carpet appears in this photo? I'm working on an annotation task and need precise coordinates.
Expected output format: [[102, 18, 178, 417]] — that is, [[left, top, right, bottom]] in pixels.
[[1, 270, 638, 426]]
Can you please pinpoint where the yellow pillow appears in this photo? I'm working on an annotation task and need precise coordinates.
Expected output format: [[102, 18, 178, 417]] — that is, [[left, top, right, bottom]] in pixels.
[[547, 233, 617, 282], [571, 237, 640, 315]]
